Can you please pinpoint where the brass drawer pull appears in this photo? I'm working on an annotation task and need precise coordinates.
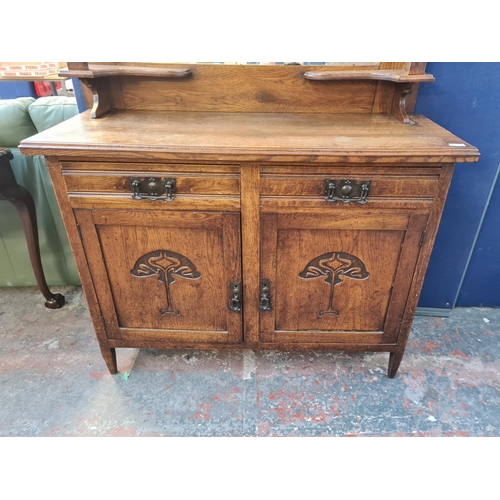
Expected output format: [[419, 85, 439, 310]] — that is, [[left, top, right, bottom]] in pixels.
[[324, 179, 370, 204], [130, 177, 176, 202]]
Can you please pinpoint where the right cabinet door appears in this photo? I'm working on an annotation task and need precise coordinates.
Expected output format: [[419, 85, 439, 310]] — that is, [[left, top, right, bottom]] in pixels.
[[260, 211, 428, 346]]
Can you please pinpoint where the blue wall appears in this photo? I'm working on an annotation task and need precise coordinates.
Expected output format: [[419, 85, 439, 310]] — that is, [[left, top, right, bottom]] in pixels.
[[457, 169, 500, 307], [0, 81, 37, 99], [416, 63, 500, 309]]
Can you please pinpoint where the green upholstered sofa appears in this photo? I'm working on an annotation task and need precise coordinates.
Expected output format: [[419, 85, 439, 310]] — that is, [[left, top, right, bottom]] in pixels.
[[0, 96, 80, 286]]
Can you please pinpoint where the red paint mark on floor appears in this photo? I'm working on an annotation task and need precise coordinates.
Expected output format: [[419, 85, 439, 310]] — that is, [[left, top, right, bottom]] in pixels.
[[191, 403, 211, 420], [273, 401, 290, 423], [213, 386, 241, 403], [103, 427, 138, 437], [89, 371, 107, 381], [444, 430, 470, 437], [431, 317, 445, 329], [311, 413, 326, 422], [423, 341, 440, 353], [452, 349, 469, 358], [328, 405, 341, 418]]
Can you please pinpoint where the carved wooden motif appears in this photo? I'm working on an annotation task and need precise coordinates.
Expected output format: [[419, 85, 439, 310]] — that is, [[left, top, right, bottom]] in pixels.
[[131, 250, 201, 316], [299, 252, 369, 317]]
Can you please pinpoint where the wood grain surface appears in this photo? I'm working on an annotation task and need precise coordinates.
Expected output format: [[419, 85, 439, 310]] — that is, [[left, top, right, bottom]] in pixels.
[[76, 208, 242, 344], [259, 212, 425, 343], [20, 111, 479, 163], [303, 69, 434, 82]]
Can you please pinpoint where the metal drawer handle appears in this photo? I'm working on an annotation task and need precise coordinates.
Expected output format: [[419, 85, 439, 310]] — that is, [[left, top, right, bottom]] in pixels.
[[324, 179, 370, 204], [130, 177, 176, 202]]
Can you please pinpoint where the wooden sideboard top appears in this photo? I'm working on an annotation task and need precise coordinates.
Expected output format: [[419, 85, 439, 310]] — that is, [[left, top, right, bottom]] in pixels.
[[20, 110, 479, 163]]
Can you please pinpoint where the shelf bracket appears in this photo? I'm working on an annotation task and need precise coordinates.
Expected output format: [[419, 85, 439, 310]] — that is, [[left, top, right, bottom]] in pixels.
[[391, 83, 415, 124], [80, 78, 112, 119]]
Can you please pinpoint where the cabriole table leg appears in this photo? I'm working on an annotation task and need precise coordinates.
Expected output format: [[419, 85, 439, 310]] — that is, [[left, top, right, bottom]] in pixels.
[[0, 148, 65, 309]]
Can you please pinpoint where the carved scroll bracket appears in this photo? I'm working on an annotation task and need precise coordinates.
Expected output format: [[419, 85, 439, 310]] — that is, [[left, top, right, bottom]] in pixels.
[[65, 62, 193, 119], [80, 78, 112, 119], [391, 83, 415, 124]]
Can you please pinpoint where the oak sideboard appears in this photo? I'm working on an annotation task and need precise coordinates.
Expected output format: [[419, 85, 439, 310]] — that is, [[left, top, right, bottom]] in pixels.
[[20, 62, 479, 377]]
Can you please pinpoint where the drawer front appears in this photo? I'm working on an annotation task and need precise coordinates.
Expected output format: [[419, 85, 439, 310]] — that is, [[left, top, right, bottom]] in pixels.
[[61, 161, 240, 210], [260, 165, 440, 210]]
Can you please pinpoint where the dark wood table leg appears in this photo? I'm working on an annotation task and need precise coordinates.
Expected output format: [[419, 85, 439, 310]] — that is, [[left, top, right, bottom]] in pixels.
[[0, 149, 65, 309]]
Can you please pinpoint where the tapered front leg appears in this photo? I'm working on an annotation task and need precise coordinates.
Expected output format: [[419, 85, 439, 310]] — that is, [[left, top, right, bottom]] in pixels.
[[388, 351, 404, 378], [99, 345, 118, 374]]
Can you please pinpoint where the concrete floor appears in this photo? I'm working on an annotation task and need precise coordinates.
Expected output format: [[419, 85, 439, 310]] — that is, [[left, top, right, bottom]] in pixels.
[[0, 286, 498, 436]]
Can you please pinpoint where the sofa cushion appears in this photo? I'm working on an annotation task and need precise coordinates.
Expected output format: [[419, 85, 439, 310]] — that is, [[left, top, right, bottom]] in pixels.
[[0, 97, 37, 147], [28, 96, 79, 133]]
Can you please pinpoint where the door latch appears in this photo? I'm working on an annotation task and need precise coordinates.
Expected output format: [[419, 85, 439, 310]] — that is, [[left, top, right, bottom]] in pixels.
[[260, 280, 271, 311], [230, 281, 242, 312]]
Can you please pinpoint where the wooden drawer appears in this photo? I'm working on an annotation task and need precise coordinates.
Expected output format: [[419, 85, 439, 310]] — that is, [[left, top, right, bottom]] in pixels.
[[61, 161, 240, 210], [260, 165, 441, 210]]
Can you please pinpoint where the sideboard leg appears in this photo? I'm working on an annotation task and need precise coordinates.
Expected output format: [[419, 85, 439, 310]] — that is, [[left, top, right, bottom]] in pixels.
[[100, 346, 118, 374], [10, 187, 65, 309], [387, 351, 404, 378]]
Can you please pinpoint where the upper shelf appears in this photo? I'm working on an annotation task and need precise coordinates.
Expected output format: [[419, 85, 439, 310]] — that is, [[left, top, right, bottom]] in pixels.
[[60, 62, 435, 123], [59, 64, 192, 79], [60, 64, 432, 83], [303, 69, 435, 83]]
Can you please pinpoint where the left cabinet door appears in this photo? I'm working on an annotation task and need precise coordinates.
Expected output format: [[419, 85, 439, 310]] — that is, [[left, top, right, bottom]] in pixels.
[[75, 208, 242, 345]]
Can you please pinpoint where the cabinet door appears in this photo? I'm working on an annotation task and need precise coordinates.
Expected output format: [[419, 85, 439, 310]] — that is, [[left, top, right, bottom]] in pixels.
[[260, 212, 428, 345], [75, 209, 242, 344]]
